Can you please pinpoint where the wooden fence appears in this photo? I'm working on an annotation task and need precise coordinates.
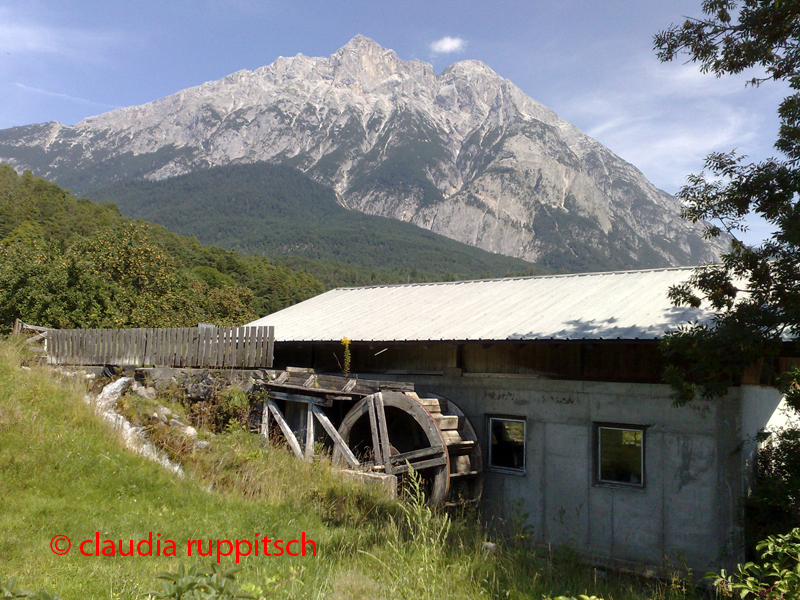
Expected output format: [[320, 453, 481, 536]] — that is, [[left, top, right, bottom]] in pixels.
[[14, 321, 274, 368]]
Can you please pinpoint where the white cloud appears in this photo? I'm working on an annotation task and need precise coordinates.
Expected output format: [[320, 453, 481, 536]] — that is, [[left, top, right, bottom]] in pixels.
[[0, 6, 125, 63], [13, 82, 121, 110], [430, 36, 466, 54], [554, 54, 785, 194]]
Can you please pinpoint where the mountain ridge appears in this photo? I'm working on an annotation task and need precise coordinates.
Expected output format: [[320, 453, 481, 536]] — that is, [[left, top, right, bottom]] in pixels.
[[0, 35, 728, 271]]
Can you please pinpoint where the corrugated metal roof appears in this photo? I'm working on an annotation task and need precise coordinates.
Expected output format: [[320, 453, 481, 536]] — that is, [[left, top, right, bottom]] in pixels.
[[247, 266, 716, 342]]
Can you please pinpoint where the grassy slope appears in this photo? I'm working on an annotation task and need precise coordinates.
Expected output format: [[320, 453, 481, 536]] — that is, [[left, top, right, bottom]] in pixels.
[[0, 341, 696, 600]]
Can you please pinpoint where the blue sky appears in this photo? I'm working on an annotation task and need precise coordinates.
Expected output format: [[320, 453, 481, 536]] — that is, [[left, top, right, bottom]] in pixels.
[[0, 0, 786, 244]]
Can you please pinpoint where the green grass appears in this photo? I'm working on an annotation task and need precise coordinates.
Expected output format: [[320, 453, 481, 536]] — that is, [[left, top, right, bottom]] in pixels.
[[0, 339, 702, 599]]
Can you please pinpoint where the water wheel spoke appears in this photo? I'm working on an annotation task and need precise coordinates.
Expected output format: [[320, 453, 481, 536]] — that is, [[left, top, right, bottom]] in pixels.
[[390, 445, 446, 466], [392, 455, 448, 474]]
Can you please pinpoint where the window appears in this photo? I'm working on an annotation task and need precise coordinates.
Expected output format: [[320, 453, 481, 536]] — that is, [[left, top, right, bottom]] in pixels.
[[488, 417, 526, 474], [595, 424, 645, 487]]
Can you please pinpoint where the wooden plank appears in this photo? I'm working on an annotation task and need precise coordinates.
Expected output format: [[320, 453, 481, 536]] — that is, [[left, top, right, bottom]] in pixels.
[[310, 404, 359, 468], [366, 395, 384, 468], [201, 326, 211, 367], [249, 327, 258, 368], [172, 328, 180, 367], [184, 328, 193, 367], [123, 329, 131, 365], [235, 327, 246, 368], [268, 391, 332, 407], [187, 327, 196, 367], [259, 401, 270, 440], [239, 327, 249, 369], [267, 400, 304, 459], [194, 327, 205, 367], [215, 327, 224, 368], [374, 393, 393, 475], [417, 397, 448, 412], [249, 326, 259, 369], [392, 456, 448, 474], [173, 328, 182, 367], [151, 328, 159, 367], [265, 326, 274, 369], [142, 329, 150, 366], [304, 403, 315, 459], [179, 328, 188, 367], [247, 327, 258, 369], [228, 327, 237, 368], [432, 415, 463, 430], [231, 327, 242, 369], [226, 327, 235, 368], [221, 327, 230, 368], [192, 327, 201, 368], [81, 329, 88, 365], [157, 328, 166, 367], [390, 446, 446, 465], [100, 329, 108, 364]]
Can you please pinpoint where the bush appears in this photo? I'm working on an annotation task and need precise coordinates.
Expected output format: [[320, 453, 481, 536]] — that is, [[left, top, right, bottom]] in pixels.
[[744, 426, 800, 555], [709, 528, 800, 599]]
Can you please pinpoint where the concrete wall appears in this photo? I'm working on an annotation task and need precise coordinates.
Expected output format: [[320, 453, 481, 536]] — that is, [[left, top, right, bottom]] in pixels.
[[740, 385, 790, 493], [395, 374, 745, 573]]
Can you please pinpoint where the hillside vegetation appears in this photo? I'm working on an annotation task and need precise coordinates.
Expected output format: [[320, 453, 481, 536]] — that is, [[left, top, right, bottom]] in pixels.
[[88, 162, 546, 281], [0, 340, 700, 599], [0, 164, 321, 330]]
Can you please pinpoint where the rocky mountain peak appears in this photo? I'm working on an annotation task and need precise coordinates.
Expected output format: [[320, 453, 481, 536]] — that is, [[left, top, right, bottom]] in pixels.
[[0, 36, 730, 272]]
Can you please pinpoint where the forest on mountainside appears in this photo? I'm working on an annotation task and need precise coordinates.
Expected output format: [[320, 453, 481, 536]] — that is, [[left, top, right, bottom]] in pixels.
[[88, 162, 546, 281], [0, 164, 323, 330]]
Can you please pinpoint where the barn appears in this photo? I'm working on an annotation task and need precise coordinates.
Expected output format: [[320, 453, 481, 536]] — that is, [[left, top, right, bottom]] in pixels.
[[247, 266, 788, 573]]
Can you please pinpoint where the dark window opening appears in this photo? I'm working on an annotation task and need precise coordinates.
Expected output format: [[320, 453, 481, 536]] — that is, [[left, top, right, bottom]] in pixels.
[[596, 425, 644, 487], [489, 417, 526, 473]]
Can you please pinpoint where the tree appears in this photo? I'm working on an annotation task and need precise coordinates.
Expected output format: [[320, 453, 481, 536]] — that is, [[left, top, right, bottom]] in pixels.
[[654, 0, 800, 408]]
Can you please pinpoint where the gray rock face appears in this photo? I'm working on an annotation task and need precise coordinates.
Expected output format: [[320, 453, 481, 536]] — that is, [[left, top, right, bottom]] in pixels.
[[0, 35, 727, 267]]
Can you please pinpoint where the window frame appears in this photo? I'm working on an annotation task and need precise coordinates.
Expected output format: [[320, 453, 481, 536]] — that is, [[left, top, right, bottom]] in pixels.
[[487, 415, 527, 476], [594, 422, 646, 489]]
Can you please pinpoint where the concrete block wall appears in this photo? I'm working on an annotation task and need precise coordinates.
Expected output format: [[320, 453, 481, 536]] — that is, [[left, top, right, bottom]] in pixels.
[[403, 374, 745, 573]]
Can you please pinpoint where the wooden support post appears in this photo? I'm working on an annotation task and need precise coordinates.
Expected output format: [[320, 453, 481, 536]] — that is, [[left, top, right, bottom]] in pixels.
[[12, 319, 22, 336], [374, 393, 394, 475], [259, 401, 270, 441], [267, 400, 304, 460], [304, 403, 315, 460], [367, 394, 383, 468], [310, 404, 359, 469]]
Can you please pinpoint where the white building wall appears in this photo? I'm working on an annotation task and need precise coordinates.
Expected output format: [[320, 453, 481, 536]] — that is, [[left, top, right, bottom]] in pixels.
[[400, 375, 747, 573]]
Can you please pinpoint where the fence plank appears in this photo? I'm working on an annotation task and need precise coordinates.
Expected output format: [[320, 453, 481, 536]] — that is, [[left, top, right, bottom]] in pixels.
[[197, 327, 207, 367], [236, 328, 246, 368], [245, 327, 255, 369], [266, 326, 275, 369], [216, 328, 225, 368]]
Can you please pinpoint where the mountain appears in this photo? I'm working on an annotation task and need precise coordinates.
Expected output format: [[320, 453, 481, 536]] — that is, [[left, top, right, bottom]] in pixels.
[[89, 161, 543, 279], [0, 35, 727, 271]]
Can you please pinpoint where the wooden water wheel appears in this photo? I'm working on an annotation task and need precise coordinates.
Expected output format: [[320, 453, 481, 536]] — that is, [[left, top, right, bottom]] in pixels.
[[333, 391, 483, 507], [258, 368, 482, 508]]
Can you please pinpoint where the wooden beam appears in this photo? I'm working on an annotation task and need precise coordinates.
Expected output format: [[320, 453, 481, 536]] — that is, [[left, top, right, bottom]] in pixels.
[[367, 395, 384, 469], [259, 401, 270, 440], [267, 400, 304, 459], [267, 391, 332, 407], [390, 446, 445, 465], [304, 403, 315, 460], [310, 405, 359, 469], [374, 393, 393, 475], [392, 456, 448, 474]]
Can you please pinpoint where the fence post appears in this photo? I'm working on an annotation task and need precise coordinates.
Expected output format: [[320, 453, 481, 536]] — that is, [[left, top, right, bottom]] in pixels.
[[12, 319, 22, 336]]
